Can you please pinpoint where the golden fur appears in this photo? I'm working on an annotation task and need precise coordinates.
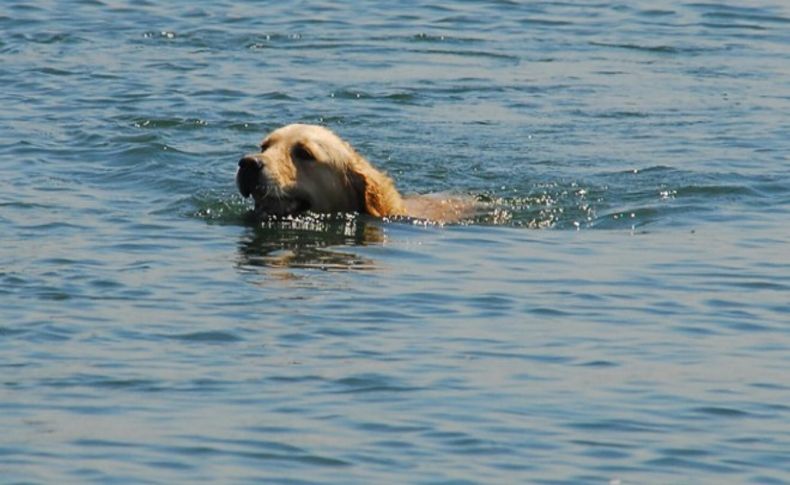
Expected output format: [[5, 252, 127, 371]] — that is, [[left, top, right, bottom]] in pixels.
[[237, 124, 474, 222]]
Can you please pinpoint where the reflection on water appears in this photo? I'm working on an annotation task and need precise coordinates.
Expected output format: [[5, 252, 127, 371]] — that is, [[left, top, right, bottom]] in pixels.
[[236, 212, 383, 271]]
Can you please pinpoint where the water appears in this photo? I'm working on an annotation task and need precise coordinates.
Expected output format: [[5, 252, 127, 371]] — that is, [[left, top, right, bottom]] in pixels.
[[1, 0, 789, 483]]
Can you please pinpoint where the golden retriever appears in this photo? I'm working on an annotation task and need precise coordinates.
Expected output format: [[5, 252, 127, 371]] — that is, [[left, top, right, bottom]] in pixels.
[[237, 124, 474, 222]]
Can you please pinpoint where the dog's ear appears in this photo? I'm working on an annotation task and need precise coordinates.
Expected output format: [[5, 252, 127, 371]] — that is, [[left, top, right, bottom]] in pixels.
[[346, 151, 405, 218], [349, 165, 389, 217]]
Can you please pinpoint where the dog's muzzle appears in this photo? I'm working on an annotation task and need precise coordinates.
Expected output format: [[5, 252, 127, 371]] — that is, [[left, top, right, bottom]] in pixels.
[[237, 156, 263, 198]]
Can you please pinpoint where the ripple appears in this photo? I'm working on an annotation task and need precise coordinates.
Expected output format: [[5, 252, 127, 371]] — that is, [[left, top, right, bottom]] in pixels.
[[577, 360, 620, 368], [692, 406, 751, 418], [356, 421, 427, 433], [699, 10, 790, 26], [130, 117, 210, 130], [408, 47, 520, 62], [699, 21, 768, 31], [161, 331, 244, 343], [518, 17, 575, 27], [73, 438, 136, 449], [31, 67, 77, 76], [332, 374, 420, 394], [588, 41, 718, 55], [12, 32, 85, 45], [569, 419, 665, 434], [645, 456, 740, 474], [156, 440, 351, 467]]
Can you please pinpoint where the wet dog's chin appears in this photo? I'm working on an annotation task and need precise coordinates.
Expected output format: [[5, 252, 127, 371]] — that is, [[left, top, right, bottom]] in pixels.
[[253, 195, 311, 217]]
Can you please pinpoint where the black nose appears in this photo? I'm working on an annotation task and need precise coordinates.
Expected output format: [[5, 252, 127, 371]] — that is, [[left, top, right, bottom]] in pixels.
[[237, 156, 263, 198], [238, 156, 261, 170]]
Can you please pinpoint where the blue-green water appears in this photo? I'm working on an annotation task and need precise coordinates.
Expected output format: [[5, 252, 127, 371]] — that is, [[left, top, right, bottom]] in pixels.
[[2, 1, 789, 483]]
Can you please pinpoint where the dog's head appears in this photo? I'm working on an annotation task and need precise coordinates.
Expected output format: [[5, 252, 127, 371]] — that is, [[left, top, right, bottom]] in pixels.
[[237, 124, 404, 217]]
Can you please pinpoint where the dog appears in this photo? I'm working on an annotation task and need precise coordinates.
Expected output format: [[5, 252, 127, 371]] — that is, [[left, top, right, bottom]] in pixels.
[[237, 124, 475, 222]]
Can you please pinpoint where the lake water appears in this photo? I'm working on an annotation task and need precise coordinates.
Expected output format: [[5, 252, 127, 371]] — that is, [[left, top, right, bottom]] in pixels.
[[1, 1, 789, 483]]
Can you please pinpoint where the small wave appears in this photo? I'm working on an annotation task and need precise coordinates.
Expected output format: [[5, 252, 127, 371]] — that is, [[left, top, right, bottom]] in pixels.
[[408, 47, 520, 62], [569, 419, 664, 434], [518, 17, 575, 27], [581, 110, 651, 119], [410, 33, 484, 43], [162, 331, 244, 343], [332, 374, 420, 394], [698, 22, 767, 31], [12, 32, 84, 45], [645, 456, 741, 474], [193, 164, 778, 232], [192, 193, 251, 224], [698, 9, 790, 26], [589, 41, 716, 55], [30, 67, 77, 77], [674, 184, 759, 198], [329, 89, 421, 104], [692, 406, 752, 418], [638, 9, 677, 17], [130, 117, 210, 130]]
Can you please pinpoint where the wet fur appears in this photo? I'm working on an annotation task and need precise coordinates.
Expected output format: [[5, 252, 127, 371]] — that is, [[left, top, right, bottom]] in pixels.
[[237, 124, 474, 222]]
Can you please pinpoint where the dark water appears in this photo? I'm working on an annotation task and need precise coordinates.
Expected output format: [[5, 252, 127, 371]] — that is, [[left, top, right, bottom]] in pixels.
[[2, 1, 789, 483]]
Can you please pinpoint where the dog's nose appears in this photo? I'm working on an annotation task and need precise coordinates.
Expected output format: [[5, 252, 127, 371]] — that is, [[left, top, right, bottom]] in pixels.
[[238, 156, 262, 170], [237, 156, 263, 198]]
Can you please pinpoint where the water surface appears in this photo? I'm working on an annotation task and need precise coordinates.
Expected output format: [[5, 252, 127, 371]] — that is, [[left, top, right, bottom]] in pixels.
[[1, 1, 789, 483]]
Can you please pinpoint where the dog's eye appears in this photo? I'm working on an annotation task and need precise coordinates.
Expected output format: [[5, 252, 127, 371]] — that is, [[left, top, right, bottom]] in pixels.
[[260, 142, 270, 152], [291, 144, 314, 162]]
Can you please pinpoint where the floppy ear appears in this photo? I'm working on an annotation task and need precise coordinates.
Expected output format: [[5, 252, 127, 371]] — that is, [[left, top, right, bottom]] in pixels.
[[347, 156, 405, 218], [349, 166, 387, 217]]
